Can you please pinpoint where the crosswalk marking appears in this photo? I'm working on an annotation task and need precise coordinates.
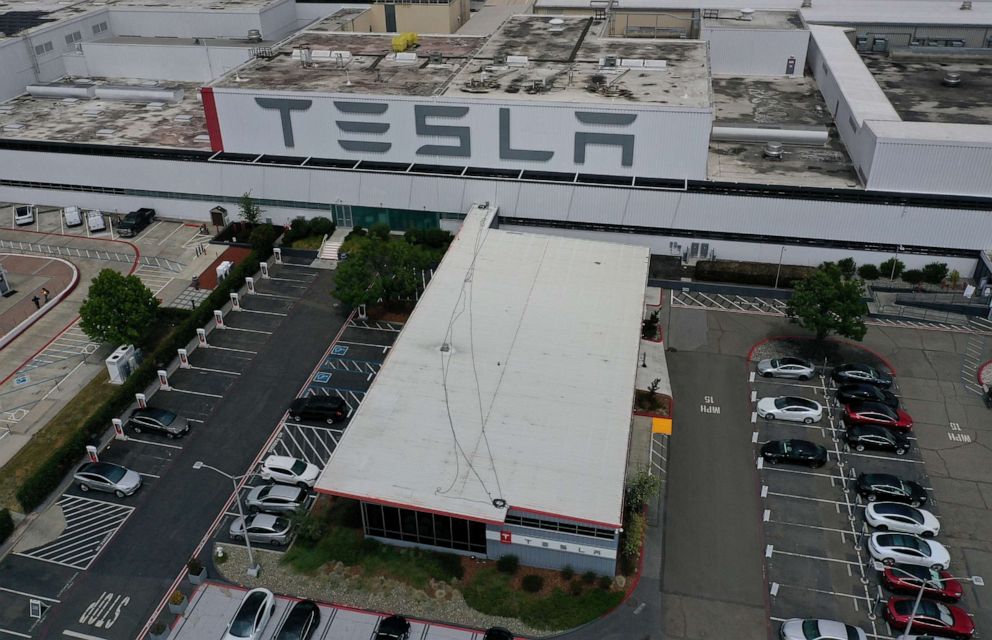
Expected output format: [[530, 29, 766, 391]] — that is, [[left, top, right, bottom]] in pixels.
[[16, 495, 134, 570]]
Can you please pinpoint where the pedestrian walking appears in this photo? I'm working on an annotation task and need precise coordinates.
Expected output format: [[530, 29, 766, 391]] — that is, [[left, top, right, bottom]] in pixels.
[[31, 295, 40, 309], [41, 287, 50, 303]]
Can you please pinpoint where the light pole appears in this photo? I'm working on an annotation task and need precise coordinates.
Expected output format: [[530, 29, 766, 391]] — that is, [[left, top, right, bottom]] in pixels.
[[882, 565, 983, 638], [774, 246, 787, 289], [890, 244, 905, 281], [192, 461, 260, 577]]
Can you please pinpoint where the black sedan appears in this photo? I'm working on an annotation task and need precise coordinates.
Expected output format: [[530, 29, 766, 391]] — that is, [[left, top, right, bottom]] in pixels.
[[845, 424, 909, 455], [831, 363, 893, 389], [835, 383, 898, 408], [374, 615, 410, 640], [276, 600, 320, 640], [760, 439, 828, 467], [857, 473, 928, 507], [484, 629, 514, 640], [288, 396, 346, 424]]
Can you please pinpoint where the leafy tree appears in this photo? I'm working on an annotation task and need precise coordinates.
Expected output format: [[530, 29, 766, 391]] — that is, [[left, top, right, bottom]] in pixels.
[[857, 264, 880, 281], [369, 222, 391, 241], [879, 257, 905, 280], [902, 269, 925, 285], [921, 262, 949, 285], [332, 251, 383, 309], [248, 223, 279, 251], [786, 262, 867, 341], [625, 468, 661, 514], [79, 269, 160, 344], [837, 257, 857, 279], [238, 191, 262, 226], [309, 216, 335, 236]]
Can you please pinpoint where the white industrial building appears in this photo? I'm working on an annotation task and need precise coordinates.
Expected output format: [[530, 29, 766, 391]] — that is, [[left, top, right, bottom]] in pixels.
[[0, 0, 991, 276], [315, 204, 650, 573]]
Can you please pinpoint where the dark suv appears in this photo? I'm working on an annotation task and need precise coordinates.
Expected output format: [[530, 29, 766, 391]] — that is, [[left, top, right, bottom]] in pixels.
[[374, 615, 410, 640], [857, 473, 928, 507], [288, 396, 346, 424], [116, 208, 156, 237]]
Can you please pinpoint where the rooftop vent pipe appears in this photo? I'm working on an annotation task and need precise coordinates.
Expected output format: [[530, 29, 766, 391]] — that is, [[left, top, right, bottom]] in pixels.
[[801, 0, 811, 8], [763, 141, 783, 159], [961, 0, 972, 9], [247, 29, 262, 42], [740, 7, 755, 20], [943, 72, 961, 86]]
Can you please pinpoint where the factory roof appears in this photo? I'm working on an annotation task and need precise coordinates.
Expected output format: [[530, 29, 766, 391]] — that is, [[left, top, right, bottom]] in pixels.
[[315, 204, 649, 528], [0, 78, 209, 149], [800, 0, 992, 26], [214, 16, 711, 108], [701, 9, 804, 30]]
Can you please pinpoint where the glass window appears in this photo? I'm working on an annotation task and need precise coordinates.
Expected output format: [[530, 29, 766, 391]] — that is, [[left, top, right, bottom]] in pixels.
[[400, 510, 418, 542], [382, 506, 401, 534], [364, 503, 385, 536], [416, 512, 435, 543], [434, 515, 451, 545]]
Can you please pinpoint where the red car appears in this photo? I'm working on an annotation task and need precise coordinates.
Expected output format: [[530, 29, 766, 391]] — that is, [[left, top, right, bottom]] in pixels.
[[884, 597, 974, 638], [843, 401, 913, 430], [882, 564, 963, 601]]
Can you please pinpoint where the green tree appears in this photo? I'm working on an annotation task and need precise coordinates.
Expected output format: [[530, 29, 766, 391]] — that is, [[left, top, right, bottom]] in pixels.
[[786, 262, 867, 341], [921, 262, 949, 285], [238, 191, 262, 226], [902, 269, 925, 285], [857, 264, 880, 281], [879, 257, 905, 280], [369, 222, 391, 242], [248, 223, 279, 251], [79, 269, 160, 344], [625, 468, 661, 514], [837, 257, 857, 279], [333, 251, 383, 309]]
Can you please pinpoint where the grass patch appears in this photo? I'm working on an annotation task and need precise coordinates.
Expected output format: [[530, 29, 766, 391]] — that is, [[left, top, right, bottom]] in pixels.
[[0, 371, 112, 511], [463, 568, 622, 630], [289, 234, 326, 250]]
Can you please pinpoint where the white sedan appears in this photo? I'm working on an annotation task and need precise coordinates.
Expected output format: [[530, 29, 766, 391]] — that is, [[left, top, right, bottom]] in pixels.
[[757, 357, 816, 380], [869, 532, 950, 570], [865, 502, 940, 538], [779, 618, 867, 640], [757, 396, 823, 424], [259, 455, 319, 488], [224, 588, 275, 640]]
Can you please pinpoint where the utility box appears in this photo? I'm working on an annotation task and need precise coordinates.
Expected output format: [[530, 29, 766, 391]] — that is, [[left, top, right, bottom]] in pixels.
[[210, 206, 228, 228], [106, 344, 136, 385]]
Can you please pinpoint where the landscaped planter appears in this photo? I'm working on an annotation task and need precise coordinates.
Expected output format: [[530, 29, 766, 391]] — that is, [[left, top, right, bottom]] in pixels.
[[187, 558, 207, 585], [149, 622, 169, 640], [167, 590, 187, 615]]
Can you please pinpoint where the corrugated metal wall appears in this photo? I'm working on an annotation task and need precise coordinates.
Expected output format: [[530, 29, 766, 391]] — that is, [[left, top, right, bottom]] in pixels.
[[867, 137, 992, 197], [702, 28, 810, 77]]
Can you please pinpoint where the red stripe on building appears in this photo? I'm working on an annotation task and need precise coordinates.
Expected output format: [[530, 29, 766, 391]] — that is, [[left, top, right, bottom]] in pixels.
[[200, 87, 224, 152]]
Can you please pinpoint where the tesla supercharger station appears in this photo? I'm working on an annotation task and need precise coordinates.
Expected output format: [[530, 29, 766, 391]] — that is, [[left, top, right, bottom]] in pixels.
[[197, 328, 208, 347], [157, 369, 170, 390], [358, 304, 367, 320], [246, 277, 255, 294], [260, 262, 269, 278], [214, 310, 225, 328], [274, 248, 282, 264], [178, 348, 190, 368], [136, 393, 147, 408], [86, 445, 99, 463], [230, 292, 241, 311], [112, 418, 125, 440]]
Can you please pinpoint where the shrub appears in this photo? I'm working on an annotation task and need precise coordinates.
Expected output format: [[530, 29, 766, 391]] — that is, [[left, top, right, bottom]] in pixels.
[[902, 269, 925, 285], [569, 580, 584, 596], [282, 217, 310, 243], [369, 222, 391, 241], [249, 224, 280, 251], [521, 574, 544, 593], [694, 259, 815, 289], [625, 469, 661, 516], [598, 575, 614, 590], [837, 257, 857, 279], [496, 554, 519, 574], [290, 508, 327, 544], [0, 508, 13, 544], [432, 552, 465, 580], [949, 269, 961, 288], [582, 570, 597, 584], [921, 262, 949, 285], [857, 264, 880, 280], [879, 257, 905, 280], [309, 216, 335, 237], [187, 557, 203, 575], [561, 565, 575, 580], [344, 225, 366, 242], [168, 590, 185, 605], [620, 512, 646, 574]]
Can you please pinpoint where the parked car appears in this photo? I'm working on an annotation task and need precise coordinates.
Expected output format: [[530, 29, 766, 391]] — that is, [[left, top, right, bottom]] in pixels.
[[374, 615, 411, 640], [760, 439, 828, 467], [884, 597, 974, 639], [835, 383, 898, 408], [865, 502, 939, 537], [779, 618, 867, 640], [116, 207, 155, 237], [869, 532, 950, 570], [86, 209, 106, 233], [223, 588, 275, 640], [757, 396, 823, 424], [13, 204, 35, 226], [483, 628, 514, 640], [857, 473, 928, 507], [843, 401, 913, 430], [63, 206, 83, 227], [845, 424, 910, 455], [275, 599, 320, 640], [832, 363, 892, 388], [260, 455, 320, 487], [229, 513, 292, 545], [882, 564, 963, 602], [73, 461, 142, 497], [756, 357, 815, 380], [127, 407, 190, 438], [288, 396, 346, 424], [245, 483, 311, 514]]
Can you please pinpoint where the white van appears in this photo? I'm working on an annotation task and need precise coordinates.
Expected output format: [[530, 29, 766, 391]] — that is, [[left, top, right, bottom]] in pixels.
[[63, 206, 83, 228], [13, 204, 35, 226], [86, 210, 106, 233]]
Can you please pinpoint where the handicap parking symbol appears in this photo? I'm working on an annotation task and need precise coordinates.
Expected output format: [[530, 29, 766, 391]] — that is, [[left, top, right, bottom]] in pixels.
[[331, 345, 349, 356], [14, 374, 30, 386], [314, 372, 331, 384]]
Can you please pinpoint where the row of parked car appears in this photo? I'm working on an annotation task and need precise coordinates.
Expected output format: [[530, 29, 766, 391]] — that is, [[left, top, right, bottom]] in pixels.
[[758, 357, 976, 640], [9, 203, 156, 237]]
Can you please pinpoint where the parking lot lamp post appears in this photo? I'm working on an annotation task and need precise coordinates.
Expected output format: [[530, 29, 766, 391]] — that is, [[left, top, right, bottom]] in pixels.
[[192, 461, 260, 577], [890, 244, 904, 281], [884, 565, 983, 638], [774, 246, 787, 289]]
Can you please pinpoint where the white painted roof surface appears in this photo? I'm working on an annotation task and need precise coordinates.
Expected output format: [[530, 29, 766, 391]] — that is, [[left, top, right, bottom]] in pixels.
[[867, 120, 992, 144], [802, 0, 992, 25], [316, 205, 649, 528], [809, 25, 900, 125]]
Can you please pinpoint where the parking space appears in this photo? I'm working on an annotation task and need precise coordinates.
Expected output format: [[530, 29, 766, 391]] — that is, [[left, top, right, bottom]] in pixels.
[[168, 582, 486, 640]]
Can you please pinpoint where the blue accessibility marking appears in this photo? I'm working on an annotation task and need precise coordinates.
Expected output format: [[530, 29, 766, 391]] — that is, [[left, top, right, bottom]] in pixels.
[[331, 345, 349, 356], [314, 372, 331, 384]]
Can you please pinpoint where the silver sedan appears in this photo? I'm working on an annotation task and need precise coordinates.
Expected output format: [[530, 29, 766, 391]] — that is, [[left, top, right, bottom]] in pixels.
[[757, 396, 823, 424], [780, 618, 867, 640], [757, 357, 815, 380], [229, 513, 292, 545]]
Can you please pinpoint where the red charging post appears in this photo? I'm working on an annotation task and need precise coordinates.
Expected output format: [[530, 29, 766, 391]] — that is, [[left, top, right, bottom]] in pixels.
[[86, 445, 99, 463], [197, 328, 208, 347], [246, 277, 255, 295], [112, 418, 126, 440], [136, 393, 147, 408], [230, 292, 241, 311], [157, 369, 170, 390], [214, 309, 225, 328], [178, 348, 190, 368]]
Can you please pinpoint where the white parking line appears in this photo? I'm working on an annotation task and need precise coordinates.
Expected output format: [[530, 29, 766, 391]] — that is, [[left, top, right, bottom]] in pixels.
[[239, 308, 288, 317], [63, 630, 110, 640], [189, 365, 241, 376], [775, 582, 869, 601], [843, 450, 925, 464], [267, 276, 311, 283], [771, 549, 861, 566], [124, 437, 182, 450], [0, 628, 32, 638], [223, 326, 272, 335], [156, 223, 186, 245], [762, 466, 844, 481], [766, 490, 854, 507], [251, 291, 297, 300], [768, 518, 856, 536], [209, 345, 258, 355], [337, 340, 392, 350], [0, 587, 60, 603], [166, 388, 223, 398], [137, 472, 160, 479]]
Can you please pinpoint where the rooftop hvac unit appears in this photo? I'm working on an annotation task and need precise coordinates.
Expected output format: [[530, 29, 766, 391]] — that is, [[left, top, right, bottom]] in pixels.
[[247, 29, 262, 42], [395, 51, 418, 63], [26, 82, 96, 99], [331, 50, 353, 64], [740, 7, 755, 20], [548, 17, 565, 32], [428, 52, 443, 65], [602, 55, 618, 68], [961, 0, 972, 9], [763, 141, 783, 159], [95, 85, 184, 103], [506, 55, 529, 67], [801, 0, 811, 7], [493, 53, 507, 65], [943, 71, 962, 86]]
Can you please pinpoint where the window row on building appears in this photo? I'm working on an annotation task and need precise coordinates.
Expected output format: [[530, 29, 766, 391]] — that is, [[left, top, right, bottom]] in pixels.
[[361, 502, 488, 554]]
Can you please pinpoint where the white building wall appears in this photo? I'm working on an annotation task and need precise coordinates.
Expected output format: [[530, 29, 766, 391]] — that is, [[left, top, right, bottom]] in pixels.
[[259, 0, 301, 40], [108, 9, 265, 38], [866, 131, 992, 197], [70, 42, 253, 82], [0, 40, 40, 101], [293, 2, 350, 24], [703, 27, 809, 76]]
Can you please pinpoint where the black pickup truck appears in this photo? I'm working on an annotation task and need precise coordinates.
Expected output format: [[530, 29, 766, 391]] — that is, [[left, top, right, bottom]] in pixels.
[[116, 208, 156, 237]]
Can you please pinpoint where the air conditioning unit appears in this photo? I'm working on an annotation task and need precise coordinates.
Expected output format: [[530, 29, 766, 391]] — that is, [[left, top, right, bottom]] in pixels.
[[428, 52, 443, 65], [602, 55, 618, 68], [493, 53, 507, 65]]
